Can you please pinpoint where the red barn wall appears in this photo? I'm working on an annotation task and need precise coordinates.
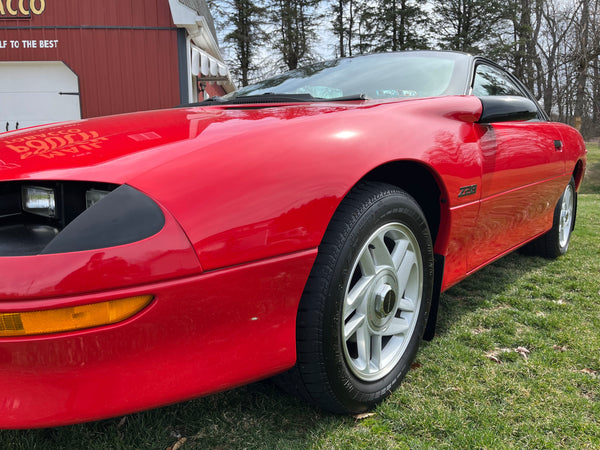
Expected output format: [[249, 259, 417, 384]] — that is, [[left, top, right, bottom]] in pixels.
[[0, 0, 181, 118]]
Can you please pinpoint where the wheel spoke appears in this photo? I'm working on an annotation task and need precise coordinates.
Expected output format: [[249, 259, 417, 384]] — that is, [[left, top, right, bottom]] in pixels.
[[396, 250, 416, 295], [391, 239, 410, 271], [345, 276, 372, 319], [371, 335, 383, 371], [358, 248, 377, 276], [344, 313, 366, 340], [397, 297, 415, 313], [370, 234, 394, 269], [386, 317, 410, 336], [356, 322, 371, 369]]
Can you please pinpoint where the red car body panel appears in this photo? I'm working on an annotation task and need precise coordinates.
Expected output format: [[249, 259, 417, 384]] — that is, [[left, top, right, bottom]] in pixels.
[[0, 89, 586, 428], [0, 205, 201, 301], [0, 250, 316, 428]]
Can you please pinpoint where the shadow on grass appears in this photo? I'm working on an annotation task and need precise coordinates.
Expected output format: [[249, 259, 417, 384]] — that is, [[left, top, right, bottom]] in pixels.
[[0, 253, 559, 449], [1, 381, 345, 449], [580, 164, 600, 195], [434, 252, 553, 338]]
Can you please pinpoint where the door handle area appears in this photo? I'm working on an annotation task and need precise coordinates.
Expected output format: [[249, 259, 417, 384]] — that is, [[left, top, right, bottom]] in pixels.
[[554, 140, 563, 151]]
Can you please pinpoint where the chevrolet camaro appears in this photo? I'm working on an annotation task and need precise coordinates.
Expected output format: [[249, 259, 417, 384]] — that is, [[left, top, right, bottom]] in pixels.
[[0, 51, 587, 428]]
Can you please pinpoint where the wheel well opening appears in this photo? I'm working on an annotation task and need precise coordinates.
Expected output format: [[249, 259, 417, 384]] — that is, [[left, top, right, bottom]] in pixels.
[[363, 162, 443, 246], [573, 159, 585, 190]]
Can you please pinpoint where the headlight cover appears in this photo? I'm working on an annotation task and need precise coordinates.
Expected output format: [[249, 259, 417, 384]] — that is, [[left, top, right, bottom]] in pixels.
[[41, 185, 165, 254]]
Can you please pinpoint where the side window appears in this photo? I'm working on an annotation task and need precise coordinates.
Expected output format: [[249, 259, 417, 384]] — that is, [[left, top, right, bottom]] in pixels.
[[472, 64, 525, 97]]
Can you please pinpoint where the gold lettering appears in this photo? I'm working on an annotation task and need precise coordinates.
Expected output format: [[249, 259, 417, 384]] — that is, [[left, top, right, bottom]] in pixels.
[[7, 130, 106, 160], [30, 0, 45, 15], [6, 0, 18, 16], [25, 140, 50, 152], [62, 134, 78, 144], [18, 0, 29, 15], [0, 2, 5, 15], [45, 136, 67, 149], [7, 144, 29, 154], [23, 133, 47, 141]]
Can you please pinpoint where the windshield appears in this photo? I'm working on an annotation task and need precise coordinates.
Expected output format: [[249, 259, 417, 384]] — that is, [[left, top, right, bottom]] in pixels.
[[227, 51, 470, 100]]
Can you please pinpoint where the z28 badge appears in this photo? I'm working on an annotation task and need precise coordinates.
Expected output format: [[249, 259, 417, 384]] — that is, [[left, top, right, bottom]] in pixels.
[[458, 185, 477, 198]]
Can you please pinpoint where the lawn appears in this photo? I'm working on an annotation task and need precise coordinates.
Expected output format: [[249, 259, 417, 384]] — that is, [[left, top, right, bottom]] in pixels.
[[2, 144, 599, 449]]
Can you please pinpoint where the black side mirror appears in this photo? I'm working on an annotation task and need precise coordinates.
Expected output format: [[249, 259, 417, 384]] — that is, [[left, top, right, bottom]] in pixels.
[[477, 96, 538, 123]]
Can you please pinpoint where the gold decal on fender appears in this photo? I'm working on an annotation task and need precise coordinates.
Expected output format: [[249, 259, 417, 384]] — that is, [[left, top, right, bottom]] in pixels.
[[5, 129, 107, 159]]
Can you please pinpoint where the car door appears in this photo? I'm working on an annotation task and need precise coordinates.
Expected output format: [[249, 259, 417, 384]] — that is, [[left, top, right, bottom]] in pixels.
[[467, 62, 566, 271]]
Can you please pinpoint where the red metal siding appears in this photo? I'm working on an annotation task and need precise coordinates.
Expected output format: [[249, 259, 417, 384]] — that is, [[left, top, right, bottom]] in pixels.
[[204, 82, 226, 98], [0, 0, 181, 118]]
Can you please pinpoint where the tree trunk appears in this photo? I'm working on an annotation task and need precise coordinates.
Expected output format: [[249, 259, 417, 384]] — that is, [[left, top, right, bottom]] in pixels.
[[574, 0, 590, 131], [593, 57, 600, 136]]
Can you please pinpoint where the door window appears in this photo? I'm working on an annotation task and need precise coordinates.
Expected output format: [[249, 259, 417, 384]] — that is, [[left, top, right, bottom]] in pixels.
[[472, 64, 525, 97]]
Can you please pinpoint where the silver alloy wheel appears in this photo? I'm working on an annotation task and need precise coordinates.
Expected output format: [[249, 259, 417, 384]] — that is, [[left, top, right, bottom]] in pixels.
[[342, 222, 423, 381], [558, 183, 574, 249]]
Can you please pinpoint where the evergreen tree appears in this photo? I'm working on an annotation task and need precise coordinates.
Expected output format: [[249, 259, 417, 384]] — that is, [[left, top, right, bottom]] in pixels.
[[221, 0, 266, 86], [331, 0, 357, 57], [361, 0, 428, 53], [268, 0, 322, 70], [430, 0, 507, 53]]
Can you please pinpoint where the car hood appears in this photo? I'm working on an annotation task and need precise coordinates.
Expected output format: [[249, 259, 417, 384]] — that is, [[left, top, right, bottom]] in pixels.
[[0, 96, 483, 185], [0, 102, 378, 183]]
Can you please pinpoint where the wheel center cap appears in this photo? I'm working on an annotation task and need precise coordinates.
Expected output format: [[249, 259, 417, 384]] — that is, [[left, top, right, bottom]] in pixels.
[[367, 270, 399, 330], [375, 284, 396, 319]]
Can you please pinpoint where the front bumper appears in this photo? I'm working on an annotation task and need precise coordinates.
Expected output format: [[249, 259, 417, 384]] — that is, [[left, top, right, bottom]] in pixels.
[[0, 248, 316, 429]]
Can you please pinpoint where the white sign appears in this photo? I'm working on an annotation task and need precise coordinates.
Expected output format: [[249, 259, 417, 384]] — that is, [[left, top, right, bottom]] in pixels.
[[0, 39, 59, 49]]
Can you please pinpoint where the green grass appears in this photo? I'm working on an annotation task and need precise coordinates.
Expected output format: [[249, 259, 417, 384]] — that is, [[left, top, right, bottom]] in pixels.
[[2, 145, 599, 449], [582, 142, 600, 195]]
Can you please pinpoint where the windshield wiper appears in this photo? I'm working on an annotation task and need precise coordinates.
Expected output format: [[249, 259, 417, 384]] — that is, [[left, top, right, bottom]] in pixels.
[[180, 97, 226, 107], [323, 93, 369, 101], [181, 92, 369, 107]]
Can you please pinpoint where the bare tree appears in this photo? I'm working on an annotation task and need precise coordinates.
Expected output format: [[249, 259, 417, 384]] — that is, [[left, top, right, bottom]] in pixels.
[[535, 0, 580, 116], [573, 0, 591, 130]]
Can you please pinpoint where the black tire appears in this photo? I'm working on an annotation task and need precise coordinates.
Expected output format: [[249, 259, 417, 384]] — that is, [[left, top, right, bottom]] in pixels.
[[277, 182, 434, 414], [522, 178, 576, 259]]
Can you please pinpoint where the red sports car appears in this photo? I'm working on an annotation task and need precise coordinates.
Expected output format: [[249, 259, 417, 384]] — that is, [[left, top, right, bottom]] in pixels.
[[0, 51, 586, 428]]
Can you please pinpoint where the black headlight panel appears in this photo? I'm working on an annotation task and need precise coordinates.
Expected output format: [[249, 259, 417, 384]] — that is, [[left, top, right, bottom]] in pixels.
[[0, 181, 165, 256]]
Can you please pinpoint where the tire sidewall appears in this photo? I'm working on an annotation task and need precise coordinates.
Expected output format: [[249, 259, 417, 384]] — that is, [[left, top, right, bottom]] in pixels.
[[554, 179, 576, 256], [321, 189, 434, 412]]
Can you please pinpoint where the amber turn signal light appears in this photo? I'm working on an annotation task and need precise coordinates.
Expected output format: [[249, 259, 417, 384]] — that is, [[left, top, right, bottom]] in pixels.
[[0, 295, 153, 337]]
